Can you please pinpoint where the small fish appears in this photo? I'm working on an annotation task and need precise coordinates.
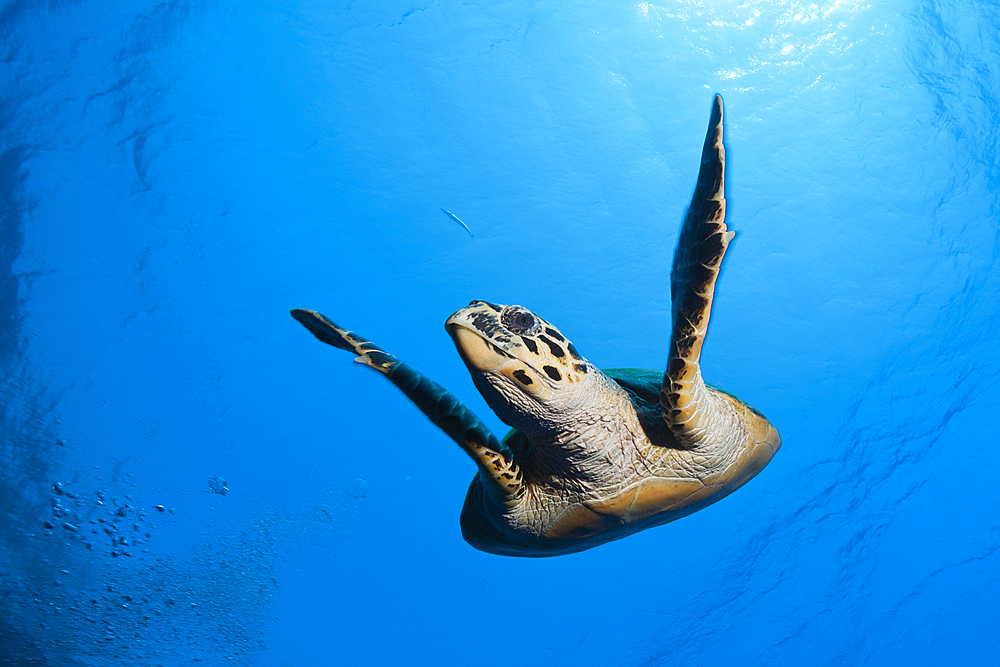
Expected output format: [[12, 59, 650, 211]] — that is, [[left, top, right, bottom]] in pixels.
[[440, 207, 474, 238]]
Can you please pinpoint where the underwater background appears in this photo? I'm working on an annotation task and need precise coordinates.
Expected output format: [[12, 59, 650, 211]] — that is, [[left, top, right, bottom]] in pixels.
[[2, 0, 998, 665]]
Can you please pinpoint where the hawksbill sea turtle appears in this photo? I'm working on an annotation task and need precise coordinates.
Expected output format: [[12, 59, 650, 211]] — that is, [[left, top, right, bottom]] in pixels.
[[291, 95, 780, 557]]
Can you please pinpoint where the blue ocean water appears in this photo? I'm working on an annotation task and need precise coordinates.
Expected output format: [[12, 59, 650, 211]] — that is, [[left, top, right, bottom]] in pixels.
[[2, 0, 998, 664]]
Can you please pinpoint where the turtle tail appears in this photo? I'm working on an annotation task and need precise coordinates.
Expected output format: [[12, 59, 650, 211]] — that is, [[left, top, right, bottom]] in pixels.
[[291, 309, 524, 508]]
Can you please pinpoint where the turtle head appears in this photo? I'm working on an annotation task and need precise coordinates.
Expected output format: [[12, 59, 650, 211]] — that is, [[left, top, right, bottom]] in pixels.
[[445, 300, 598, 434]]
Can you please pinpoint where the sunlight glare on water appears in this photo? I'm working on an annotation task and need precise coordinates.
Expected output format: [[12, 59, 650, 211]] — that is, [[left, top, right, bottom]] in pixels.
[[640, 0, 871, 87]]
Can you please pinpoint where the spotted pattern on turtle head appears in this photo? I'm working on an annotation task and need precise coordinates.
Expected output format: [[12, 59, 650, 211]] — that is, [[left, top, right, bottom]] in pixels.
[[445, 301, 592, 391]]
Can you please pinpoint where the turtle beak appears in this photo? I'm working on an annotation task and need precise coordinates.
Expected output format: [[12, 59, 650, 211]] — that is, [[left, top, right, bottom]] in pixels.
[[446, 302, 559, 404], [446, 304, 507, 372], [447, 323, 505, 372]]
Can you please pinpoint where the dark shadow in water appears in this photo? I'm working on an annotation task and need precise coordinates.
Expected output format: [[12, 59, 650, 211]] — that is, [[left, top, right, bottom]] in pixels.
[[0, 146, 27, 358], [0, 139, 68, 665], [2, 5, 284, 663]]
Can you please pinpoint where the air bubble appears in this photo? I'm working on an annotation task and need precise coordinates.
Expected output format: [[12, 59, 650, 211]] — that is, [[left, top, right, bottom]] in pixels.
[[346, 478, 369, 499], [313, 505, 334, 524]]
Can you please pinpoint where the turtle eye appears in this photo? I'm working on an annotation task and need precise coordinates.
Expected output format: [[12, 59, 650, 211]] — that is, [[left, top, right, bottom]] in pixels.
[[501, 306, 540, 335]]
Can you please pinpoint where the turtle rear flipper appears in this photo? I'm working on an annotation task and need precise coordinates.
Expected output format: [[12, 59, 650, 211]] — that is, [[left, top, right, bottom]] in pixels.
[[660, 96, 735, 447], [291, 309, 524, 507]]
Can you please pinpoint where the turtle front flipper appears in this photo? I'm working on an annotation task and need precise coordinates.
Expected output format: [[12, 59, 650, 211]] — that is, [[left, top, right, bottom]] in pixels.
[[290, 309, 524, 507], [660, 95, 736, 447]]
